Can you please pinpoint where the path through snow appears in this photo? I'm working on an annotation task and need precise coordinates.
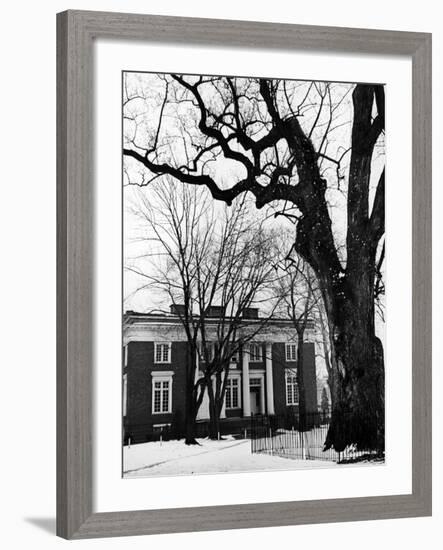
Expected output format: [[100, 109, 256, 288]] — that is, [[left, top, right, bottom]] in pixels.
[[124, 436, 338, 477]]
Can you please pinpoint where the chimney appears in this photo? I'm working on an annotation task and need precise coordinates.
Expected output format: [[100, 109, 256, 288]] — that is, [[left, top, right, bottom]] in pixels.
[[170, 304, 186, 316], [242, 308, 259, 319], [205, 305, 225, 318]]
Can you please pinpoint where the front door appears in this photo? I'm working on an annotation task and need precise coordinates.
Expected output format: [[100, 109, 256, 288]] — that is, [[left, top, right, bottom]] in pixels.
[[250, 387, 261, 415]]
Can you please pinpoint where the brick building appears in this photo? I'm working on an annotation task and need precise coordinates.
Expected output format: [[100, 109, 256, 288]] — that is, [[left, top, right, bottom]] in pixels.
[[123, 307, 318, 443]]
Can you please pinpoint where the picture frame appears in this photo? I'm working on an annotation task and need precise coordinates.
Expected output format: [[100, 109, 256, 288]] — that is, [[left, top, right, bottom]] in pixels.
[[56, 9, 432, 539]]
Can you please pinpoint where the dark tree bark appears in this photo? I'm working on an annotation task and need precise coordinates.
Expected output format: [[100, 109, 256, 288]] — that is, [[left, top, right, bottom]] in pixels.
[[206, 374, 223, 440], [184, 347, 202, 445]]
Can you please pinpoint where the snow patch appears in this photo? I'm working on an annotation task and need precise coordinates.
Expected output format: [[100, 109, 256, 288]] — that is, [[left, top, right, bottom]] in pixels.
[[123, 436, 338, 478]]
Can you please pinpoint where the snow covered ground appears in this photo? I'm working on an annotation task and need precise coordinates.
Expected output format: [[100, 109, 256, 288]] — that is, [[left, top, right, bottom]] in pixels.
[[123, 436, 339, 478]]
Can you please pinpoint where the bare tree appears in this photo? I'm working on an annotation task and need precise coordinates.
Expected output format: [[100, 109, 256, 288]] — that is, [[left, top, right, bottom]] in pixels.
[[123, 74, 386, 452], [274, 242, 321, 429], [126, 177, 280, 441]]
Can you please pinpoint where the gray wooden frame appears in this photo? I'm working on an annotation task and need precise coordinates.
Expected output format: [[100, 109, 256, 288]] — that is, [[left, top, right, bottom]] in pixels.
[[56, 9, 432, 539]]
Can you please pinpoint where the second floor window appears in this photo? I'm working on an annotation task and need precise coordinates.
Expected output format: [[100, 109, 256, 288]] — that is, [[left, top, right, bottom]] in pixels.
[[286, 343, 297, 362], [249, 343, 262, 362], [154, 342, 171, 364]]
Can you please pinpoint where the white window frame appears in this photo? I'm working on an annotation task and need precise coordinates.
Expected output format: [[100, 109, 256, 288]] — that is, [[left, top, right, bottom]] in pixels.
[[285, 342, 297, 362], [154, 342, 171, 364], [124, 344, 128, 367], [151, 371, 174, 414], [225, 374, 241, 409], [249, 343, 262, 362], [285, 368, 299, 405], [123, 373, 127, 417]]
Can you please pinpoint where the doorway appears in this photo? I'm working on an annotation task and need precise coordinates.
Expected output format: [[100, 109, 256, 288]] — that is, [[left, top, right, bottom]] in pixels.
[[250, 387, 261, 415], [249, 376, 264, 415]]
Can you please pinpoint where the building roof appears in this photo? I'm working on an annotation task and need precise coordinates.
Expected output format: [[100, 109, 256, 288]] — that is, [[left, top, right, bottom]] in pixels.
[[123, 308, 315, 345]]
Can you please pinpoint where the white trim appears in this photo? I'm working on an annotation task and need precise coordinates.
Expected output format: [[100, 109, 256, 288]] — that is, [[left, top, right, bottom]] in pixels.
[[154, 342, 171, 364], [150, 371, 174, 377], [124, 344, 128, 367], [123, 324, 299, 346]]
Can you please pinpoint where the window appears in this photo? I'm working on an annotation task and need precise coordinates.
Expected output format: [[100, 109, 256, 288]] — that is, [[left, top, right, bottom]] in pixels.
[[286, 370, 299, 405], [123, 374, 127, 417], [286, 343, 297, 362], [225, 377, 240, 409], [154, 342, 171, 363], [151, 372, 173, 414], [249, 343, 262, 362]]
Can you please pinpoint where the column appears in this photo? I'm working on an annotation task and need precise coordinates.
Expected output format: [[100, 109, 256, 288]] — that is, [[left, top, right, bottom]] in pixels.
[[265, 342, 275, 415], [242, 347, 251, 417], [259, 375, 266, 414]]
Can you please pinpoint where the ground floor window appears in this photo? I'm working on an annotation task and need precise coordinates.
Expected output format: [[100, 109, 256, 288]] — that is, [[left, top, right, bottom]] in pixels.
[[151, 372, 173, 414], [286, 369, 299, 405], [225, 377, 240, 409]]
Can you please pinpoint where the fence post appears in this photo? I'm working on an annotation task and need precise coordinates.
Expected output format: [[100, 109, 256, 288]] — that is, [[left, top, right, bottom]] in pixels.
[[269, 428, 273, 455]]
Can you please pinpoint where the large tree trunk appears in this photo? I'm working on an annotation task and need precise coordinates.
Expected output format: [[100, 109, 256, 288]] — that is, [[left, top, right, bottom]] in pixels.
[[206, 374, 224, 440], [324, 323, 384, 453], [184, 347, 200, 445], [184, 401, 199, 445], [322, 248, 385, 453]]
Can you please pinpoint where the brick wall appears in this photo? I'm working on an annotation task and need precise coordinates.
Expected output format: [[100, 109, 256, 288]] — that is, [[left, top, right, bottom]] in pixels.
[[301, 343, 318, 414], [124, 340, 188, 442], [271, 342, 317, 417]]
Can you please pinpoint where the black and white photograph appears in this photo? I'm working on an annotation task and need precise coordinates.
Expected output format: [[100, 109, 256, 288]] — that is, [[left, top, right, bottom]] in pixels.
[[122, 71, 386, 477]]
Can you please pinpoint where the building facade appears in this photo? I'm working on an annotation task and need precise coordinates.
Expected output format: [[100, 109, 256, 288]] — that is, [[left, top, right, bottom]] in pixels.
[[123, 308, 318, 443]]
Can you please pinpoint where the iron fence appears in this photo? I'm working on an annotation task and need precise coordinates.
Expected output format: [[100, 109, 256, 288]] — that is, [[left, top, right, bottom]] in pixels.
[[250, 413, 381, 463]]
